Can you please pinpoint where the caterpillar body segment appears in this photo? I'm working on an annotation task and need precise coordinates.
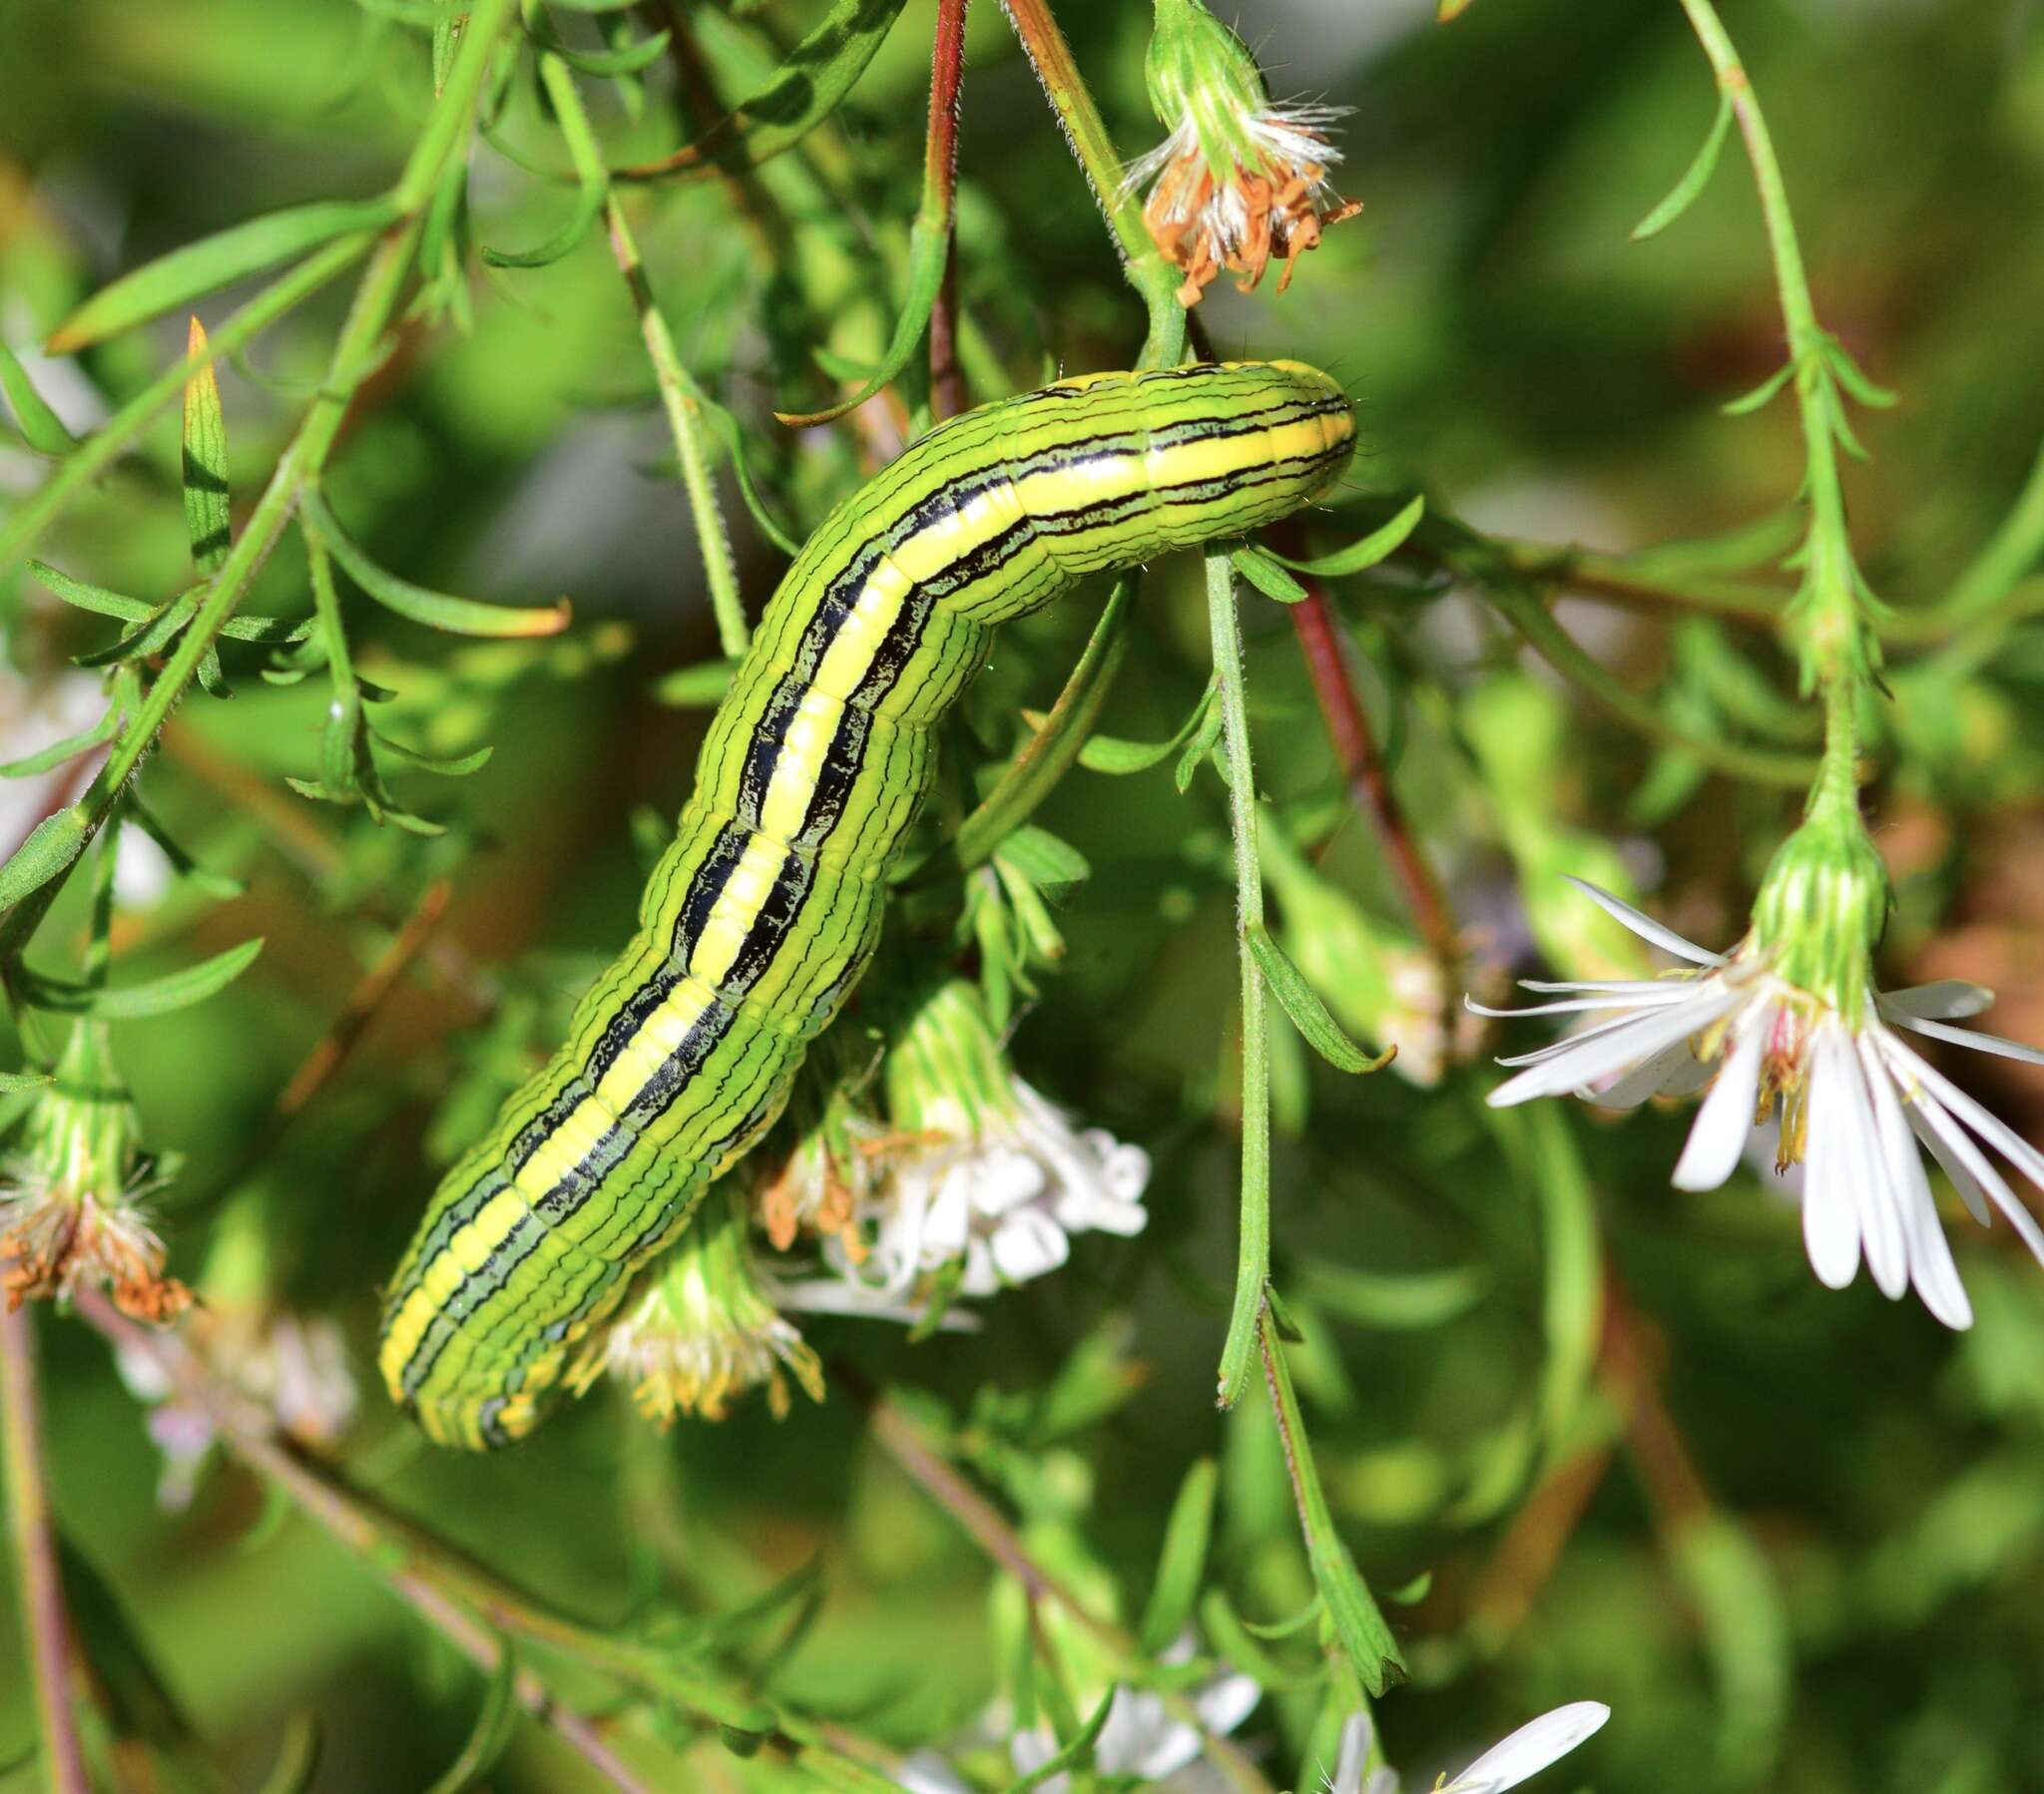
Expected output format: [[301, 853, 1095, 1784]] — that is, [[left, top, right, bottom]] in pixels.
[[378, 360, 1357, 1448]]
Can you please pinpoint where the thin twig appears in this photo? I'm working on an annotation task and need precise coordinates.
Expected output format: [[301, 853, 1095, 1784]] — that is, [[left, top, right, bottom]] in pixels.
[[0, 1304, 93, 1794], [925, 0, 970, 421], [1274, 520, 1459, 973], [604, 193, 749, 659], [862, 1384, 1278, 1794]]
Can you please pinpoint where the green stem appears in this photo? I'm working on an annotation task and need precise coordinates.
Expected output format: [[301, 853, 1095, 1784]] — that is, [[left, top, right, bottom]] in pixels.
[[997, 0, 1186, 368], [602, 193, 749, 659], [952, 577, 1135, 870], [0, 1305, 92, 1794], [0, 0, 519, 969], [1676, 0, 1871, 698], [1206, 553, 1271, 1409]]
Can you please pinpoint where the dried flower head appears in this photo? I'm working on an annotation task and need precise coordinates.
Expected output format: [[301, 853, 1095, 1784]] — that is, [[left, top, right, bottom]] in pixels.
[[591, 1186, 822, 1426], [1, 1021, 190, 1322], [1129, 0, 1362, 304]]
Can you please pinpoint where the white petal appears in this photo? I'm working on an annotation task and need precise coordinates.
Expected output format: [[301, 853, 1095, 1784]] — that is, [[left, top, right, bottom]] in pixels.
[[895, 1749, 975, 1794], [1444, 1700, 1611, 1791], [1328, 1713, 1374, 1794], [1193, 1668, 1262, 1739], [991, 1208, 1070, 1284], [1588, 1038, 1706, 1110], [1561, 875, 1724, 966], [1801, 1056, 1862, 1290], [1467, 990, 1694, 1019], [1880, 1032, 2044, 1202], [1519, 978, 1699, 994], [1903, 1101, 1993, 1227], [1489, 988, 1739, 1108], [1858, 1035, 1972, 1329], [1889, 1015, 2044, 1068], [1673, 1019, 1767, 1190], [1496, 1010, 1668, 1068], [1878, 980, 1994, 1022], [1827, 1030, 1909, 1300]]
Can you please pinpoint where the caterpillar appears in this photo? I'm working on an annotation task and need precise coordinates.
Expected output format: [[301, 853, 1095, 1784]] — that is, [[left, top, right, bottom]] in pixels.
[[377, 359, 1356, 1449]]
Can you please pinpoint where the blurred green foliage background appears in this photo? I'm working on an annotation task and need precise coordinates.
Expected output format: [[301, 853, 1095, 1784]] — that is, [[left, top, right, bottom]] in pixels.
[[5, 1, 2044, 1790]]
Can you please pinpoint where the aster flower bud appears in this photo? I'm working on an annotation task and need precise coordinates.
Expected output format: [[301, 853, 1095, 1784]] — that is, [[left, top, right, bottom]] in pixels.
[[1, 1020, 190, 1322], [1129, 0, 1361, 305]]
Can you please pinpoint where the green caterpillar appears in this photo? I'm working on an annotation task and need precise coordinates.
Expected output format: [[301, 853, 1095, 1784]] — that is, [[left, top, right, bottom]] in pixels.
[[378, 359, 1356, 1449]]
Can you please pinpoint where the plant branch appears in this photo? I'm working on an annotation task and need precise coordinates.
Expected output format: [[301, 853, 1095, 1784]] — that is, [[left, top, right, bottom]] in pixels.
[[1275, 522, 1460, 973], [862, 1386, 1278, 1794], [0, 1304, 92, 1794], [604, 193, 749, 658], [997, 0, 1186, 367], [926, 0, 970, 421], [1206, 554, 1273, 1409], [0, 0, 520, 972]]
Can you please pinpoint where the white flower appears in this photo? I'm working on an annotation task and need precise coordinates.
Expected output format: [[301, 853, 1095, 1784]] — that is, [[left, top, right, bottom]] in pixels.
[[796, 1078, 1149, 1310], [1008, 1660, 1261, 1794], [778, 982, 1149, 1317], [117, 1311, 357, 1511], [1478, 877, 2044, 1330], [1325, 1703, 1610, 1794]]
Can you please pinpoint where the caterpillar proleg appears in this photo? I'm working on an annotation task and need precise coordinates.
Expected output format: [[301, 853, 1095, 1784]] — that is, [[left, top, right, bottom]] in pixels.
[[378, 360, 1356, 1448]]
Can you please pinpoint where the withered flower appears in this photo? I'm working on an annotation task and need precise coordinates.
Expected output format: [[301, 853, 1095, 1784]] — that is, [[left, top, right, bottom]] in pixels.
[[1129, 0, 1362, 305]]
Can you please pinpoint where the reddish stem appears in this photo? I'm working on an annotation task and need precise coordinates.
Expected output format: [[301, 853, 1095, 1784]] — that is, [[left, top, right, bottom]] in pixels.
[[926, 0, 970, 420], [1274, 523, 1459, 971], [0, 1304, 93, 1794]]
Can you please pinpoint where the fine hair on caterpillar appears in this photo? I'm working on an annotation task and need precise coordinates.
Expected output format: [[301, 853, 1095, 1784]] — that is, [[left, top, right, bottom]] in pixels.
[[377, 359, 1356, 1450]]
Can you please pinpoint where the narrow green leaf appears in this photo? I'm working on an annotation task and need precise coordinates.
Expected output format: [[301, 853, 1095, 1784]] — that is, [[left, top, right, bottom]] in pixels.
[[479, 181, 606, 268], [1249, 926, 1394, 1075], [300, 490, 572, 638], [1296, 1260, 1492, 1331], [48, 198, 402, 352], [420, 1643, 519, 1794], [1230, 545, 1308, 604], [28, 561, 308, 645], [1270, 495, 1426, 578], [652, 658, 740, 707], [1175, 689, 1225, 793], [1139, 1458, 1219, 1655], [998, 1689, 1115, 1794], [699, 393, 800, 556], [994, 825, 1091, 894], [1632, 91, 1734, 240], [1723, 361, 1793, 416], [181, 317, 233, 576], [483, 51, 609, 269], [18, 937, 263, 1019], [616, 0, 911, 182], [1200, 1589, 1321, 1690], [0, 706, 121, 779], [123, 788, 246, 899], [527, 15, 671, 76], [776, 216, 951, 426], [368, 730, 492, 776], [0, 1071, 51, 1094], [1078, 681, 1214, 774], [1822, 332, 1898, 408], [0, 804, 92, 911], [0, 342, 77, 454], [254, 1713, 322, 1794]]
